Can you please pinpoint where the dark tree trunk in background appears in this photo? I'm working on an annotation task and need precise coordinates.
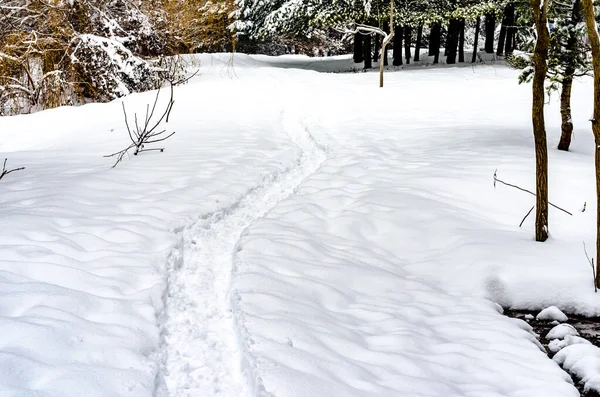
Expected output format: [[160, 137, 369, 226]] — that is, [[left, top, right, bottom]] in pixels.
[[429, 23, 439, 55], [558, 0, 582, 151], [484, 14, 496, 53], [497, 6, 508, 56], [472, 16, 481, 62], [393, 26, 403, 66], [404, 26, 412, 64], [354, 32, 364, 63], [415, 25, 423, 61], [430, 23, 441, 64], [374, 35, 381, 62], [458, 19, 466, 62], [504, 3, 516, 55], [446, 19, 459, 64], [363, 34, 372, 69]]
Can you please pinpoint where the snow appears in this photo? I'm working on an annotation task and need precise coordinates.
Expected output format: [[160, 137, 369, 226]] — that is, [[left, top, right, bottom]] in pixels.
[[547, 324, 579, 340], [549, 335, 591, 353], [554, 344, 600, 393], [2, 52, 599, 396], [537, 306, 569, 322]]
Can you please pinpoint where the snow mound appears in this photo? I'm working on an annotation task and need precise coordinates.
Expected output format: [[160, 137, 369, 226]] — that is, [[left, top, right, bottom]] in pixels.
[[554, 344, 600, 394], [537, 306, 569, 322], [547, 324, 579, 340], [549, 335, 591, 353]]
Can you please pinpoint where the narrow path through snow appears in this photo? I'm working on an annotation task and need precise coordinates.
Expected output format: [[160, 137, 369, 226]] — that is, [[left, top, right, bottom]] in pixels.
[[157, 112, 327, 397]]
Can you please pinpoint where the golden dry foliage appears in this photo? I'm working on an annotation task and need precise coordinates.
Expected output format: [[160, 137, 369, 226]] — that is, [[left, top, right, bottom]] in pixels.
[[163, 0, 237, 53], [0, 1, 87, 113]]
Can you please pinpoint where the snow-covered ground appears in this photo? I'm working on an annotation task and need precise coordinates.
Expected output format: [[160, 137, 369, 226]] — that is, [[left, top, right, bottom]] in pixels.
[[1, 53, 598, 396]]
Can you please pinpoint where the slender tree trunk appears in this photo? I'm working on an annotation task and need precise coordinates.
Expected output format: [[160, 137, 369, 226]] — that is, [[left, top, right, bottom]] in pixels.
[[364, 34, 372, 69], [558, 73, 574, 151], [380, 0, 394, 87], [558, 0, 582, 151], [393, 25, 403, 66], [374, 35, 381, 62], [504, 4, 516, 55], [581, 0, 600, 287], [446, 19, 459, 64], [530, 0, 551, 242], [485, 14, 496, 53], [414, 25, 423, 61], [472, 16, 481, 63], [497, 7, 508, 56], [404, 26, 412, 64], [430, 23, 441, 64], [354, 32, 364, 63], [458, 19, 465, 62]]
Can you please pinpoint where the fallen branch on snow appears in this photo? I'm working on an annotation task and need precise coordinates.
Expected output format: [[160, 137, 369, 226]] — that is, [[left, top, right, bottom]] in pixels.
[[493, 170, 573, 217]]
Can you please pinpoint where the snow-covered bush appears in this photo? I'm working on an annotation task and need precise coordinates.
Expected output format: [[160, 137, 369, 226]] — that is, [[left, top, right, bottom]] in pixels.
[[70, 35, 160, 101]]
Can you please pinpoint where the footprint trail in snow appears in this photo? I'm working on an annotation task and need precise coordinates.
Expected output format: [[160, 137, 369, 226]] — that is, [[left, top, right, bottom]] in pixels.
[[159, 114, 326, 397]]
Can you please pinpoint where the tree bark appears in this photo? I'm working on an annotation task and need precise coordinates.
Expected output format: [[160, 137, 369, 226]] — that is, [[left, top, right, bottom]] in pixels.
[[364, 33, 372, 69], [497, 7, 508, 56], [414, 25, 423, 61], [404, 26, 412, 64], [446, 19, 459, 64], [393, 25, 403, 66], [581, 0, 600, 287], [458, 18, 465, 62], [530, 0, 551, 242], [558, 74, 574, 151], [504, 3, 516, 55], [558, 0, 582, 152], [484, 14, 496, 53], [353, 32, 364, 63], [472, 16, 481, 63]]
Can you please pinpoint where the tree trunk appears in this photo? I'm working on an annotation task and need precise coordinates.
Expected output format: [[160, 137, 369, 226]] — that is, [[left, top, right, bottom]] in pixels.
[[353, 32, 364, 63], [497, 7, 508, 56], [404, 26, 412, 64], [458, 19, 465, 63], [558, 0, 582, 152], [504, 3, 516, 55], [485, 14, 496, 53], [581, 0, 600, 287], [364, 34, 372, 69], [530, 0, 550, 242], [472, 16, 481, 63], [393, 26, 403, 66], [446, 19, 459, 64], [380, 0, 394, 88], [374, 35, 381, 62], [430, 23, 441, 64], [558, 74, 574, 151], [414, 25, 423, 61]]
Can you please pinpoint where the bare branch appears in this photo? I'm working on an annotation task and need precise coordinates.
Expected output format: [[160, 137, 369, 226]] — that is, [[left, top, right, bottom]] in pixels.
[[493, 170, 573, 216], [106, 83, 176, 168], [583, 241, 597, 293], [0, 158, 25, 181]]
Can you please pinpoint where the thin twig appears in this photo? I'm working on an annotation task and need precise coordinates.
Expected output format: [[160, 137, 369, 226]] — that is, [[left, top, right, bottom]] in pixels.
[[583, 241, 597, 293], [493, 170, 573, 216], [519, 206, 535, 227], [0, 158, 25, 181]]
